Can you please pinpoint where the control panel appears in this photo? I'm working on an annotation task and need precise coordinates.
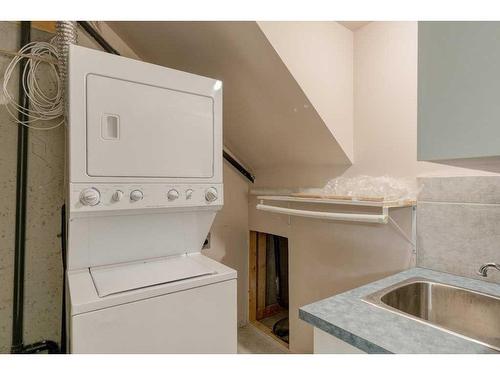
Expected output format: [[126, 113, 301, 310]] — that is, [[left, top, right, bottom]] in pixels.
[[70, 183, 223, 213]]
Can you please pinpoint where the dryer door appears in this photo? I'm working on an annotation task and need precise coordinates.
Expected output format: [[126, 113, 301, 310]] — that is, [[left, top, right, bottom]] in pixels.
[[86, 74, 214, 178]]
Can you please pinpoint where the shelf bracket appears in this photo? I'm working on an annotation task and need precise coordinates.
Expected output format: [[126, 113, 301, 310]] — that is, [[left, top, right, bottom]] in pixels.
[[388, 206, 417, 254]]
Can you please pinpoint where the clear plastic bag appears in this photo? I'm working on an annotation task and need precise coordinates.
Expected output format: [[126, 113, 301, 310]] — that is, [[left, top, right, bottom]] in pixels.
[[320, 175, 417, 201]]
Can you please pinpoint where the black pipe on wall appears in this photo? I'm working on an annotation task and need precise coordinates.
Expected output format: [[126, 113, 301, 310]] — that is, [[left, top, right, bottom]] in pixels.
[[77, 21, 255, 183], [77, 21, 119, 55], [222, 151, 255, 183], [10, 20, 59, 355], [11, 20, 32, 354]]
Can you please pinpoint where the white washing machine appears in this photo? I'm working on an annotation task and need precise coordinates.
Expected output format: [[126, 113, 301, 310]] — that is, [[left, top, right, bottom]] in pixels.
[[65, 45, 237, 353]]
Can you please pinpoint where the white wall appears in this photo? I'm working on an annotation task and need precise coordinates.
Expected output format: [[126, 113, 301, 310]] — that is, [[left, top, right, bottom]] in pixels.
[[258, 21, 354, 162]]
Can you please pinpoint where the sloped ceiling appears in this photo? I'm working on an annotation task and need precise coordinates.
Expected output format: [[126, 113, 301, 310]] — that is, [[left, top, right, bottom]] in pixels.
[[258, 21, 354, 161], [108, 21, 351, 173]]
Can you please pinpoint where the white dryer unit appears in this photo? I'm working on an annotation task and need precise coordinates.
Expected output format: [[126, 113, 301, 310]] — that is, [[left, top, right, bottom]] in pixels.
[[66, 45, 236, 353]]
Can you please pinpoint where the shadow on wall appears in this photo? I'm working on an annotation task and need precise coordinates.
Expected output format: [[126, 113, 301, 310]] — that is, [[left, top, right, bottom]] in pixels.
[[254, 164, 351, 191], [428, 156, 500, 174], [202, 163, 251, 327]]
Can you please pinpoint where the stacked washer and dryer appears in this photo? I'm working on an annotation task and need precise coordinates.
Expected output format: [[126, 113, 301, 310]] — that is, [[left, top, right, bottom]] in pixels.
[[65, 45, 237, 353]]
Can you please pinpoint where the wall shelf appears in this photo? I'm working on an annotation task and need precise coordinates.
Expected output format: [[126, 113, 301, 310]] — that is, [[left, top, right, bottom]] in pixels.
[[256, 194, 415, 230], [255, 194, 417, 252], [256, 195, 415, 209]]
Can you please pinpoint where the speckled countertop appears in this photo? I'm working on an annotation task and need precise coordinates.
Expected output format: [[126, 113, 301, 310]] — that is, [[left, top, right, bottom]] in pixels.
[[299, 267, 500, 354]]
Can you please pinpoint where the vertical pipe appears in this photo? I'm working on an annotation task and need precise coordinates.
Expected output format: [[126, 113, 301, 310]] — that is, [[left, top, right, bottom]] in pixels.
[[11, 21, 31, 354], [11, 21, 31, 353]]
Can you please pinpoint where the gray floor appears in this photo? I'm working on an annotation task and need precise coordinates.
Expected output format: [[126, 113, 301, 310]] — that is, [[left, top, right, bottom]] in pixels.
[[237, 324, 289, 354]]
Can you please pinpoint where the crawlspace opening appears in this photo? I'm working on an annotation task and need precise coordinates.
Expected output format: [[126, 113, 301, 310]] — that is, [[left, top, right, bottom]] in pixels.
[[249, 231, 289, 347]]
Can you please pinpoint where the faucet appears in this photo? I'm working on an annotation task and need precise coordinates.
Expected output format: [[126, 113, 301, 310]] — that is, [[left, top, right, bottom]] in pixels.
[[478, 263, 500, 277]]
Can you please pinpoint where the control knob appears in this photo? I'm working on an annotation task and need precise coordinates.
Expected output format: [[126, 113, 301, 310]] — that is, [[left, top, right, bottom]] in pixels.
[[205, 187, 218, 202], [112, 190, 124, 202], [185, 189, 194, 200], [167, 189, 179, 201], [79, 188, 100, 206], [130, 190, 143, 202]]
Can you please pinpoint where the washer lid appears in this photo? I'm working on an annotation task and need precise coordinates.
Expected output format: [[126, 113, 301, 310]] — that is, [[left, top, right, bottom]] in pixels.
[[90, 254, 216, 297]]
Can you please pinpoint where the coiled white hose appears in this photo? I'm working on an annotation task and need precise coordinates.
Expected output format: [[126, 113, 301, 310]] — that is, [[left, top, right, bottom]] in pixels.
[[2, 39, 64, 130]]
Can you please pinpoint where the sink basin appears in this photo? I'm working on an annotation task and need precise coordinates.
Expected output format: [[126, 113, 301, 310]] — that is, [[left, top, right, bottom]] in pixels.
[[363, 277, 500, 351]]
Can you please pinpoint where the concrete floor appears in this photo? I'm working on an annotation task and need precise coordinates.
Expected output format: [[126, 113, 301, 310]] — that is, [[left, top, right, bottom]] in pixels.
[[237, 324, 289, 354]]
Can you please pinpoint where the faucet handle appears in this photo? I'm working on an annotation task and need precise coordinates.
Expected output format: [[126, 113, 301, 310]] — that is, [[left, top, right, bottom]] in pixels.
[[478, 262, 500, 277]]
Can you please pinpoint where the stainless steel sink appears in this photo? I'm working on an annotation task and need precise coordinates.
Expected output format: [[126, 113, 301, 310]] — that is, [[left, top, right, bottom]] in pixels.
[[363, 277, 500, 351]]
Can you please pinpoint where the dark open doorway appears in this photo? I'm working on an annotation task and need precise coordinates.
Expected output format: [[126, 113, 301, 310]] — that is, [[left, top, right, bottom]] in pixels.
[[249, 231, 289, 348]]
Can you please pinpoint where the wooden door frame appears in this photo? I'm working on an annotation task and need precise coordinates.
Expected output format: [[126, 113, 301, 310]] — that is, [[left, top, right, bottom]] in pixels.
[[248, 231, 289, 349]]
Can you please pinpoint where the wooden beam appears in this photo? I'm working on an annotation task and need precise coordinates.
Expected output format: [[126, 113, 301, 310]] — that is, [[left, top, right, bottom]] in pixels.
[[248, 231, 257, 322], [32, 22, 56, 34], [249, 321, 289, 350], [256, 232, 267, 320]]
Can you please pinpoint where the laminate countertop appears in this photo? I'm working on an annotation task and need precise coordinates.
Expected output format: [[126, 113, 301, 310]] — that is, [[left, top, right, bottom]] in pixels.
[[299, 267, 500, 354]]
